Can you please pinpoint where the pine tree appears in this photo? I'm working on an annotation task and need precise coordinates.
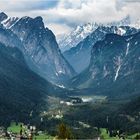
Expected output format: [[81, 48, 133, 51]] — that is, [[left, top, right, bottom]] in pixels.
[[57, 123, 73, 139]]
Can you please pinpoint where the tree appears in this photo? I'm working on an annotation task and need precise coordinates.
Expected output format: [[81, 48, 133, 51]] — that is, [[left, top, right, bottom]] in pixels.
[[57, 123, 73, 139], [135, 134, 140, 139]]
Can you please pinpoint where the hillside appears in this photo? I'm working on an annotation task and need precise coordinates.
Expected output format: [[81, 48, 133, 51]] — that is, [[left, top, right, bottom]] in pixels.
[[0, 43, 50, 126]]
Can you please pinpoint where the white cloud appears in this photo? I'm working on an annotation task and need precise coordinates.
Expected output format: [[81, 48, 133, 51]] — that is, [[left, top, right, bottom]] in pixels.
[[0, 0, 140, 35], [47, 0, 139, 24], [47, 23, 72, 36], [43, 0, 140, 34]]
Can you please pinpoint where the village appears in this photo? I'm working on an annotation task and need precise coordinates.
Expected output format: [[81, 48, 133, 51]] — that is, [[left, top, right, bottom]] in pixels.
[[0, 122, 53, 140]]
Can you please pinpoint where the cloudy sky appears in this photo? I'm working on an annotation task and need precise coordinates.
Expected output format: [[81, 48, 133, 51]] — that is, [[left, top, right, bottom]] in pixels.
[[0, 0, 140, 35]]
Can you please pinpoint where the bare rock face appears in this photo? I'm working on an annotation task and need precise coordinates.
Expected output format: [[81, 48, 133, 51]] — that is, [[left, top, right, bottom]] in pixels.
[[71, 32, 140, 97], [0, 13, 76, 85]]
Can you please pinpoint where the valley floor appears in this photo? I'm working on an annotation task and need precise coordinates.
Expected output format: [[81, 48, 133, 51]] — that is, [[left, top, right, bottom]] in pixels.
[[1, 95, 139, 139]]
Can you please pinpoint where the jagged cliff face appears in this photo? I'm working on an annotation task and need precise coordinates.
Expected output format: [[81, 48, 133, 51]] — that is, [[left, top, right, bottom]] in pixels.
[[72, 32, 140, 97], [0, 13, 76, 85], [58, 23, 98, 52], [0, 25, 23, 49]]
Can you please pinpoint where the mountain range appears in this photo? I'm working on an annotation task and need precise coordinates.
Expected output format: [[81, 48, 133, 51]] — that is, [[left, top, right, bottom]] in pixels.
[[0, 12, 140, 98], [0, 11, 140, 128], [0, 12, 76, 86], [58, 16, 131, 53]]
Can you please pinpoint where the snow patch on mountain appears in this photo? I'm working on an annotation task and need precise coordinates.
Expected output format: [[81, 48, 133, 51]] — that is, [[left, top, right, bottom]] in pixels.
[[114, 56, 122, 81], [116, 27, 126, 36], [55, 84, 65, 89], [126, 43, 130, 56], [0, 13, 20, 29], [1, 17, 19, 29]]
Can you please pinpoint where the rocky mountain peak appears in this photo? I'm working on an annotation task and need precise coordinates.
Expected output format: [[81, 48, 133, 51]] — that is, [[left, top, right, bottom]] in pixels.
[[0, 12, 8, 22]]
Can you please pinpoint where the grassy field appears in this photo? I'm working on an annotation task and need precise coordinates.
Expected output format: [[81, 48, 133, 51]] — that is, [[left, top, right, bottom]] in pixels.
[[7, 122, 24, 133], [100, 128, 118, 140], [7, 122, 54, 139], [100, 128, 139, 140], [33, 134, 53, 140]]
